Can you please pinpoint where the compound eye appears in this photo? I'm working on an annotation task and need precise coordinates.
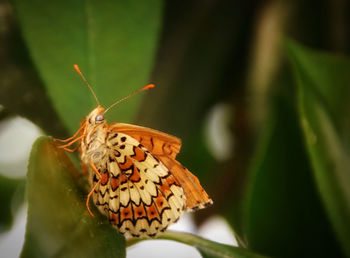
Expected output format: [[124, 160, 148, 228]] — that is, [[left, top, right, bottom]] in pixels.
[[95, 114, 104, 122]]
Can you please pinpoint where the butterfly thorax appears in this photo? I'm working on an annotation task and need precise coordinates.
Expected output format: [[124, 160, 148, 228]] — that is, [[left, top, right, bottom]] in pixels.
[[80, 106, 108, 167]]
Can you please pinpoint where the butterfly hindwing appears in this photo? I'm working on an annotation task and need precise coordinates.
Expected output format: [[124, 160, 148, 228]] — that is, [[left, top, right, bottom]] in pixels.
[[109, 123, 213, 211], [92, 131, 186, 238]]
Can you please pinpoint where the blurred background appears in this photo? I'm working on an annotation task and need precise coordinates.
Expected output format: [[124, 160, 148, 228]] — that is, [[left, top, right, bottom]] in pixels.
[[1, 0, 350, 257]]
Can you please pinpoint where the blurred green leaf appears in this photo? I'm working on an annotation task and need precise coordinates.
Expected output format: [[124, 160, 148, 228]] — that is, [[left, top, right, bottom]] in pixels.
[[14, 0, 163, 134], [21, 136, 125, 258], [127, 230, 269, 258], [287, 39, 350, 257], [0, 1, 66, 136], [241, 81, 342, 257], [0, 174, 25, 232]]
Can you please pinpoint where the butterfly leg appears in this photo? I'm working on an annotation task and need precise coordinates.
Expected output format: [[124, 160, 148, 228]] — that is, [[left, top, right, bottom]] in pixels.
[[55, 126, 84, 143], [61, 144, 80, 153], [86, 162, 102, 217], [57, 134, 84, 149]]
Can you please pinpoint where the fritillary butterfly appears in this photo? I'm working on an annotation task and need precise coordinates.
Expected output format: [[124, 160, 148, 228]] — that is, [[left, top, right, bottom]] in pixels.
[[55, 65, 213, 238]]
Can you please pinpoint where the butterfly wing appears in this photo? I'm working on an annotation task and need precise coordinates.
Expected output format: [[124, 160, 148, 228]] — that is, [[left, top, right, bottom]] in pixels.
[[109, 123, 213, 211], [108, 123, 181, 159], [157, 155, 213, 211], [92, 130, 186, 238]]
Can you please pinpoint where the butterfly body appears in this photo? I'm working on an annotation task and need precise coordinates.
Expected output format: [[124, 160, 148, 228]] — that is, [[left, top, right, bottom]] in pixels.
[[59, 105, 212, 238], [56, 65, 212, 238], [80, 106, 108, 165]]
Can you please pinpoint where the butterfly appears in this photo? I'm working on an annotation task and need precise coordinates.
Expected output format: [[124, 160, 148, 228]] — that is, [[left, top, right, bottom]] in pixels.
[[55, 65, 213, 238]]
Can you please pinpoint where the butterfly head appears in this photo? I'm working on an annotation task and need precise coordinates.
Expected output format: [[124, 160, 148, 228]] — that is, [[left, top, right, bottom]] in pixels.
[[86, 105, 106, 125]]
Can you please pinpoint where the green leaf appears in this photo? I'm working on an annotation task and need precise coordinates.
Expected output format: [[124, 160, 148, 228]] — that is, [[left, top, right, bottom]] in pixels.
[[242, 79, 342, 257], [127, 230, 269, 258], [21, 136, 125, 258], [0, 14, 67, 136], [14, 1, 163, 134], [286, 39, 350, 257], [0, 174, 25, 232]]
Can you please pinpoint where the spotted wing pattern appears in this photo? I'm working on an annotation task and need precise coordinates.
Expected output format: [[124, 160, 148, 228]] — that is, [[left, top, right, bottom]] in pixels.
[[109, 123, 181, 159], [157, 155, 212, 211], [109, 123, 213, 211], [90, 131, 186, 238]]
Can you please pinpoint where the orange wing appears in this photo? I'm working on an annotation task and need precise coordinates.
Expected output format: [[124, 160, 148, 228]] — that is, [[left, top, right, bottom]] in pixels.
[[109, 123, 181, 159], [109, 123, 213, 211]]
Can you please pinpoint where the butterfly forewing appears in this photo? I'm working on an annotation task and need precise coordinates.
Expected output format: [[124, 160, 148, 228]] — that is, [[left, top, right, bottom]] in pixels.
[[109, 123, 182, 159], [157, 155, 213, 211]]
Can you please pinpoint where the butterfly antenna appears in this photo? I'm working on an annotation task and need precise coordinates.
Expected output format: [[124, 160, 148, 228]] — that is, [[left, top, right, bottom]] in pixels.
[[73, 64, 100, 106], [104, 84, 155, 114]]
